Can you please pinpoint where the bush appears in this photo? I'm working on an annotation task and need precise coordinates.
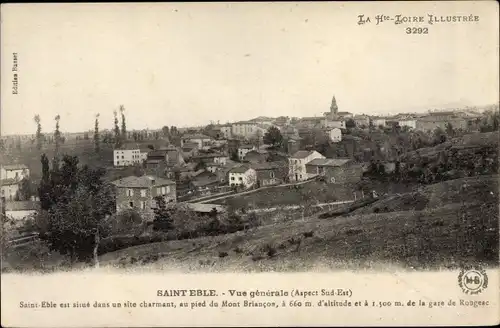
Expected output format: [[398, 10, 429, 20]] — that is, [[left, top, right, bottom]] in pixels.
[[218, 251, 229, 258]]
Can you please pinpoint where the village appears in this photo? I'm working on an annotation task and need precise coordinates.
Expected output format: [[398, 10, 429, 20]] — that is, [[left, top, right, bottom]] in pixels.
[[0, 96, 498, 271]]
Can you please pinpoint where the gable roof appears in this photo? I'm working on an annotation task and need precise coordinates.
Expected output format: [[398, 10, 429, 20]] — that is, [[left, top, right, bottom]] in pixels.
[[229, 165, 252, 174], [250, 161, 286, 171], [306, 158, 351, 167], [111, 175, 174, 188], [4, 201, 40, 211], [291, 150, 316, 159], [182, 133, 211, 140], [2, 164, 28, 171]]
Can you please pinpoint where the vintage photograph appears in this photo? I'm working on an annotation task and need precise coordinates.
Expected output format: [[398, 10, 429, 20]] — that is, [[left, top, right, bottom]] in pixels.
[[1, 2, 498, 277]]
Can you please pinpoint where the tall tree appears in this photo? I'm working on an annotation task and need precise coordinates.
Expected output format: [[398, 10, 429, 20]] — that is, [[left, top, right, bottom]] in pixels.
[[113, 110, 121, 148], [36, 155, 115, 263], [34, 115, 42, 150], [54, 115, 61, 156], [94, 114, 100, 153], [162, 126, 170, 138], [120, 105, 127, 141], [263, 126, 283, 147]]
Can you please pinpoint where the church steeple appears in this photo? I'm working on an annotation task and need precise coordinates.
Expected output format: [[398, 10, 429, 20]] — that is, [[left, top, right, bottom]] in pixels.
[[330, 95, 338, 115]]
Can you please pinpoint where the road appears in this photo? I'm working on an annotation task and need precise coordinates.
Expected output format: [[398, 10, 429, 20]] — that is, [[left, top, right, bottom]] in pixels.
[[249, 200, 354, 213], [194, 178, 318, 204]]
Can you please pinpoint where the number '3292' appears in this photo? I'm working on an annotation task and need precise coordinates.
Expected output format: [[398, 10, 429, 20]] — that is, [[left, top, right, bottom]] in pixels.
[[406, 27, 429, 34]]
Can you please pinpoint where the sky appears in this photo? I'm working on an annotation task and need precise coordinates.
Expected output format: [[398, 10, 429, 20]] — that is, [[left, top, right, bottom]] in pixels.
[[1, 2, 498, 135]]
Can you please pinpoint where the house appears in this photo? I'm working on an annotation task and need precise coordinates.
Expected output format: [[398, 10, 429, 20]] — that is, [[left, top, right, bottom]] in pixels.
[[337, 111, 354, 119], [372, 117, 387, 128], [286, 138, 300, 155], [111, 175, 176, 221], [1, 179, 20, 201], [181, 142, 199, 160], [220, 124, 232, 139], [249, 116, 275, 125], [416, 113, 468, 132], [398, 119, 417, 130], [147, 147, 185, 167], [113, 148, 143, 167], [191, 152, 228, 165], [280, 126, 299, 139], [250, 161, 287, 187], [180, 134, 212, 150], [231, 121, 260, 139], [305, 158, 363, 184], [228, 165, 257, 189], [243, 149, 269, 164], [3, 200, 40, 221], [322, 118, 346, 129], [206, 162, 224, 173], [325, 128, 342, 143], [296, 117, 323, 129], [288, 150, 325, 182], [1, 164, 29, 181], [353, 115, 370, 127], [238, 144, 256, 161], [190, 171, 220, 195]]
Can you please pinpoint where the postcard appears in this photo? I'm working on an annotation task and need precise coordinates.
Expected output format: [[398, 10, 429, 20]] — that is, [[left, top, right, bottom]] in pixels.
[[1, 1, 499, 327]]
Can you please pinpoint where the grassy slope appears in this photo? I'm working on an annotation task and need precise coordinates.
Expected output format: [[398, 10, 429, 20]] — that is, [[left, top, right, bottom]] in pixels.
[[96, 175, 499, 272]]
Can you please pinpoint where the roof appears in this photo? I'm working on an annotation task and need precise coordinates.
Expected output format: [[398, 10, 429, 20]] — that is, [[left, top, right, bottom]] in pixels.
[[185, 203, 227, 214], [291, 150, 316, 159], [145, 159, 162, 164], [337, 111, 352, 115], [182, 142, 199, 149], [148, 150, 168, 157], [1, 178, 20, 186], [306, 158, 351, 167], [229, 165, 252, 174], [182, 133, 211, 140], [250, 162, 286, 171], [191, 176, 219, 188], [2, 164, 28, 170], [239, 144, 255, 149], [4, 201, 40, 211], [111, 175, 174, 188], [192, 152, 226, 159]]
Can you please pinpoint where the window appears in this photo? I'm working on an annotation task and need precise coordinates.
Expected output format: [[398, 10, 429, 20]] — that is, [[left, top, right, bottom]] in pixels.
[[129, 201, 134, 208], [122, 156, 124, 159], [165, 186, 170, 194], [127, 189, 133, 197], [140, 201, 146, 209], [15, 172, 19, 179], [156, 187, 162, 195], [231, 176, 235, 180], [270, 171, 275, 178], [161, 187, 166, 194], [140, 189, 146, 197], [239, 177, 243, 181]]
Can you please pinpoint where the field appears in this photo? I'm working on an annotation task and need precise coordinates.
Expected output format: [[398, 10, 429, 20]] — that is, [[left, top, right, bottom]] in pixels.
[[211, 180, 418, 209], [87, 175, 498, 272]]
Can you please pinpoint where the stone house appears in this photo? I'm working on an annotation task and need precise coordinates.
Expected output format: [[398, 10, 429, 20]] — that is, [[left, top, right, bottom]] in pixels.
[[1, 164, 30, 181], [325, 128, 342, 143], [243, 149, 269, 164], [228, 165, 257, 189], [288, 150, 325, 182], [305, 158, 363, 184], [180, 133, 212, 150], [250, 161, 288, 187], [237, 144, 256, 161], [111, 175, 176, 221]]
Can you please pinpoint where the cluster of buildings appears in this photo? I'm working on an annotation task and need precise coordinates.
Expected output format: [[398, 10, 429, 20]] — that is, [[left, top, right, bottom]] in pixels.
[[1, 95, 492, 223]]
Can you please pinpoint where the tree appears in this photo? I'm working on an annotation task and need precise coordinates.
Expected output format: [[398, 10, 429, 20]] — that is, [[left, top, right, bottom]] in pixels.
[[152, 196, 174, 231], [263, 126, 283, 147], [54, 115, 61, 156], [432, 127, 447, 145], [162, 126, 170, 138], [18, 178, 34, 201], [120, 105, 127, 141], [36, 155, 115, 264], [445, 122, 454, 137], [34, 115, 43, 150], [114, 110, 121, 148], [345, 118, 356, 129], [94, 114, 100, 153]]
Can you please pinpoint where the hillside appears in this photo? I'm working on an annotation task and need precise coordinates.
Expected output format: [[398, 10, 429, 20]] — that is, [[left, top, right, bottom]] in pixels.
[[399, 131, 498, 162], [94, 175, 498, 272]]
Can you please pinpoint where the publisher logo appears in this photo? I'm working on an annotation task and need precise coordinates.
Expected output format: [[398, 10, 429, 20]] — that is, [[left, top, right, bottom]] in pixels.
[[458, 266, 488, 295]]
